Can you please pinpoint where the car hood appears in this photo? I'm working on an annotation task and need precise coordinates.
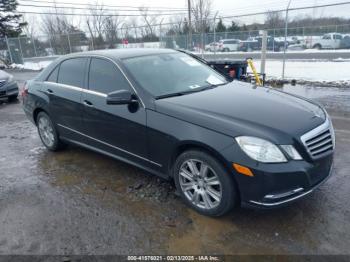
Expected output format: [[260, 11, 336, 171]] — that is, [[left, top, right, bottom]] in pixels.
[[154, 81, 326, 144], [0, 70, 11, 81]]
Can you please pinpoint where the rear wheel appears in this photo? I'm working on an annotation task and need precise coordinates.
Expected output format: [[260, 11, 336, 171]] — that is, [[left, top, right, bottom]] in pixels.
[[313, 44, 322, 50], [173, 150, 237, 216], [8, 94, 18, 102], [37, 111, 65, 151]]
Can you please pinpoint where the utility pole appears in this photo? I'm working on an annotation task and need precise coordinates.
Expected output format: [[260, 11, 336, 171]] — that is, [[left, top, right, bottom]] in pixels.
[[260, 30, 267, 75], [188, 0, 192, 50], [282, 0, 292, 80]]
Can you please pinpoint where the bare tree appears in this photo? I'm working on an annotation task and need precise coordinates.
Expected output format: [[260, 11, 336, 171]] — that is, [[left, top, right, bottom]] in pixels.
[[139, 7, 158, 41], [86, 1, 106, 49], [265, 11, 284, 29], [104, 15, 121, 48], [191, 0, 212, 33]]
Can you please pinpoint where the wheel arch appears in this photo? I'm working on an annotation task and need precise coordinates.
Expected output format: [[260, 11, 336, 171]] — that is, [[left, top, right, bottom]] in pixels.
[[169, 141, 232, 179], [33, 107, 49, 125], [169, 141, 242, 204]]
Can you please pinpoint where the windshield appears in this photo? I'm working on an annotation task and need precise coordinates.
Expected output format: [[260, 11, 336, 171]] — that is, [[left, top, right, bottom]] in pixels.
[[122, 53, 227, 97]]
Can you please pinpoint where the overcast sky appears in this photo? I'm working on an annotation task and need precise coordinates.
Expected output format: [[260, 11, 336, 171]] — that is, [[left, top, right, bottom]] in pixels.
[[18, 0, 350, 29]]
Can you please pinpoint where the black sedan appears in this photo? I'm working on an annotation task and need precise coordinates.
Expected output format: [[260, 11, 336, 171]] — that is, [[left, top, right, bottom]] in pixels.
[[22, 49, 334, 216], [0, 70, 19, 101]]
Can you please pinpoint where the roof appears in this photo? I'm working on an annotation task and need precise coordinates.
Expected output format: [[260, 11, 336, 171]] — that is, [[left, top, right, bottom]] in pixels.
[[65, 48, 177, 60]]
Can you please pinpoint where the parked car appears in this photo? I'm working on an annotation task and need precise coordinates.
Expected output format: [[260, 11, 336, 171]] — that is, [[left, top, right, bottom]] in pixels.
[[239, 36, 285, 52], [306, 33, 343, 49], [205, 42, 220, 52], [0, 70, 19, 102], [340, 34, 350, 49], [218, 39, 240, 52], [23, 49, 335, 216]]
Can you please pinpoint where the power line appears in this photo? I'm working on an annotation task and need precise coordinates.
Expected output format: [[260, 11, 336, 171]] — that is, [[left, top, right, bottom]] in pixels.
[[17, 3, 188, 13], [17, 0, 187, 10], [16, 10, 188, 17]]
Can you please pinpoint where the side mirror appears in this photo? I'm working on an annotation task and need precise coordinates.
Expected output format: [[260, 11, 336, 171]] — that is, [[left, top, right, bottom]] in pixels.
[[106, 90, 137, 105]]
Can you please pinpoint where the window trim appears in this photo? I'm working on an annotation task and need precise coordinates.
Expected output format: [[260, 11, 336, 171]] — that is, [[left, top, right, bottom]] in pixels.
[[87, 57, 131, 95], [45, 64, 60, 83], [56, 57, 88, 89]]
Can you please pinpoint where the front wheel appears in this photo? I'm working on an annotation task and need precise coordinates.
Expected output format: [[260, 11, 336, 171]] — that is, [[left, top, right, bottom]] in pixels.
[[173, 150, 237, 216], [37, 111, 65, 151]]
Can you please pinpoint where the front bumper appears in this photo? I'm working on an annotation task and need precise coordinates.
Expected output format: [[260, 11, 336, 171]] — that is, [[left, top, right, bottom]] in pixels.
[[235, 153, 334, 209], [0, 81, 19, 98]]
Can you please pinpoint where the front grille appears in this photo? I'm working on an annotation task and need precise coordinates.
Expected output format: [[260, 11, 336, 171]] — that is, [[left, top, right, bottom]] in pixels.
[[301, 118, 335, 159], [0, 80, 6, 88]]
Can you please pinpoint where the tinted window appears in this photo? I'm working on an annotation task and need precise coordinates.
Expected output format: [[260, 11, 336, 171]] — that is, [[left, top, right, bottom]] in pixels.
[[58, 58, 87, 88], [46, 66, 59, 82], [123, 53, 226, 97], [88, 58, 130, 94]]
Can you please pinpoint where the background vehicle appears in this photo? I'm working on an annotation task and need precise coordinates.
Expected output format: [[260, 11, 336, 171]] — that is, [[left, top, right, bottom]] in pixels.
[[0, 70, 19, 102], [340, 34, 350, 49], [205, 42, 220, 52], [239, 36, 285, 52], [23, 49, 334, 217], [305, 33, 343, 49], [218, 39, 241, 52]]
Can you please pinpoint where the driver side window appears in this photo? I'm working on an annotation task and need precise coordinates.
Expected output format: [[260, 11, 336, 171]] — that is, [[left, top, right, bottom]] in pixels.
[[88, 58, 131, 94]]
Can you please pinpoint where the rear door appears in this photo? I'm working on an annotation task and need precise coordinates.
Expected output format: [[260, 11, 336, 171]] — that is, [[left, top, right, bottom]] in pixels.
[[44, 57, 88, 135], [81, 57, 149, 166]]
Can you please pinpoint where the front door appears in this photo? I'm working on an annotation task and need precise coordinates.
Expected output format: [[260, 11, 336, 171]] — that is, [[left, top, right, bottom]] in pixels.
[[82, 57, 150, 167]]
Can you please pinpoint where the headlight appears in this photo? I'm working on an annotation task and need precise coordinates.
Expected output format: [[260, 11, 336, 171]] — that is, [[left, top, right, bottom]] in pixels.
[[7, 75, 13, 82], [280, 145, 302, 160], [235, 136, 287, 163]]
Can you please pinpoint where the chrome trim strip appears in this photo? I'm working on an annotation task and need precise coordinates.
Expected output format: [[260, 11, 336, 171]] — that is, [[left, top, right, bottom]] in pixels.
[[300, 118, 334, 158], [84, 89, 107, 98], [250, 190, 313, 206], [264, 187, 304, 199], [301, 118, 330, 144], [58, 124, 162, 167], [45, 82, 107, 98]]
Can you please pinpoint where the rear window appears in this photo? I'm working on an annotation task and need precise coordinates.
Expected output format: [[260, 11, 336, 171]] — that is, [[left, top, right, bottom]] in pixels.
[[46, 66, 59, 82], [58, 58, 88, 88]]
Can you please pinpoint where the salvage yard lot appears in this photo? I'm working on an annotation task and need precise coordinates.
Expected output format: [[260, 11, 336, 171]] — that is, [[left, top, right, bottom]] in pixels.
[[0, 71, 350, 255]]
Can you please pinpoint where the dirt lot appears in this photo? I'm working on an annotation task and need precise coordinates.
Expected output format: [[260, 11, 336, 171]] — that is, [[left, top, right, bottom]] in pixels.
[[0, 71, 350, 255]]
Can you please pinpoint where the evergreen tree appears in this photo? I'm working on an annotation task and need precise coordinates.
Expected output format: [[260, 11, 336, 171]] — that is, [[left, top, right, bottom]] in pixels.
[[228, 21, 240, 32], [215, 18, 226, 32], [0, 0, 26, 37]]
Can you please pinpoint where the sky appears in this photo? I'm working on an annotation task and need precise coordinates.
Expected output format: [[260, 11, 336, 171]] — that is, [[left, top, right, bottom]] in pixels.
[[17, 0, 350, 32]]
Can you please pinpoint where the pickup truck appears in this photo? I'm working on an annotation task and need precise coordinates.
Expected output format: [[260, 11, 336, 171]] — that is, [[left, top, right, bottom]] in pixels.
[[305, 33, 343, 49]]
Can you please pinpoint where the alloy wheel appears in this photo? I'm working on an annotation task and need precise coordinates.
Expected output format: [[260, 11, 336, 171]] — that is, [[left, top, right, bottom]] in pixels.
[[179, 159, 222, 210]]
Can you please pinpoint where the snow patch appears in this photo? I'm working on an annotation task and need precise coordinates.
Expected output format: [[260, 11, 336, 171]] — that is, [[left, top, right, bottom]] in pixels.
[[10, 61, 52, 71]]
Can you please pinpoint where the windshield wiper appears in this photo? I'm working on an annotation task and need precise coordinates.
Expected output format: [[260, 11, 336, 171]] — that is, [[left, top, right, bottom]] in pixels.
[[155, 90, 198, 99], [155, 81, 228, 100]]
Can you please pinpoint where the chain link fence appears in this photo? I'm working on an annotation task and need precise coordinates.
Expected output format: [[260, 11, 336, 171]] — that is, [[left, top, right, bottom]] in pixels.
[[1, 22, 350, 64]]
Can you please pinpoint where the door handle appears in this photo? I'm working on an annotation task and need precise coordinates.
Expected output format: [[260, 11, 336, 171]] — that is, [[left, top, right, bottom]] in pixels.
[[83, 100, 94, 107], [46, 89, 53, 94]]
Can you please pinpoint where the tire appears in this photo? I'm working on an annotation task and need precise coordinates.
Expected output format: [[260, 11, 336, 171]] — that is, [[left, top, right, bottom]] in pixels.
[[36, 111, 65, 151], [247, 47, 253, 52], [173, 150, 237, 217], [313, 44, 322, 50], [8, 94, 18, 102], [223, 48, 230, 52]]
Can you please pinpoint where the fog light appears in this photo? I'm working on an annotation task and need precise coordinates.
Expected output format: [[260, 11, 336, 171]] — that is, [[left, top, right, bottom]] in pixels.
[[233, 163, 254, 177]]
